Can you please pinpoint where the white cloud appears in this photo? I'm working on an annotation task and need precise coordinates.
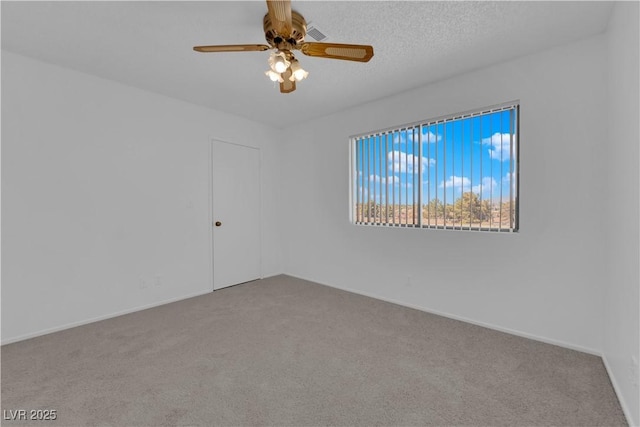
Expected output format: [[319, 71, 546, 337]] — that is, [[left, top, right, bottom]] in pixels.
[[369, 174, 400, 186], [437, 175, 509, 196], [388, 151, 435, 173], [440, 175, 471, 192], [481, 133, 516, 161], [392, 131, 418, 145], [421, 129, 442, 143], [472, 177, 497, 195], [391, 129, 442, 145]]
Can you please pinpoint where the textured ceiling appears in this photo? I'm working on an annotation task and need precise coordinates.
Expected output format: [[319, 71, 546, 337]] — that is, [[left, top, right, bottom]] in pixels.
[[2, 1, 613, 128]]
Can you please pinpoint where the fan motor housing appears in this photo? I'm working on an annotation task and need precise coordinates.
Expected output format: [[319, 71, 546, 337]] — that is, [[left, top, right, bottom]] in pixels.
[[263, 10, 307, 49]]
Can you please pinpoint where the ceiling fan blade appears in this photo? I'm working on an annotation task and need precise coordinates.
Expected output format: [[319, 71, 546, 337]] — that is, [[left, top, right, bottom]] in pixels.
[[279, 68, 296, 93], [266, 0, 292, 38], [300, 42, 374, 62], [193, 44, 270, 53]]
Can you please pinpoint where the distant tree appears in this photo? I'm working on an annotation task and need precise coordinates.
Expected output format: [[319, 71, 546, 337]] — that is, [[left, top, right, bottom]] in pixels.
[[452, 192, 491, 223], [423, 198, 444, 219], [363, 201, 382, 221]]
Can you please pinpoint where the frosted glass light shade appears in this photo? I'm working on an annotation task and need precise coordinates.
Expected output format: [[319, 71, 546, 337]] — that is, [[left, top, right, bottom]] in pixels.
[[269, 51, 290, 74], [265, 70, 284, 82], [289, 60, 309, 82]]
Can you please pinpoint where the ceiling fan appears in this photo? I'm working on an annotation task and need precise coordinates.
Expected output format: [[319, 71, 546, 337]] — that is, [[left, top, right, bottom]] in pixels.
[[193, 0, 374, 94]]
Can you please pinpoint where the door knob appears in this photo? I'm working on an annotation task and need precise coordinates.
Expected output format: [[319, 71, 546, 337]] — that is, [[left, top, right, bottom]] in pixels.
[[215, 221, 222, 227]]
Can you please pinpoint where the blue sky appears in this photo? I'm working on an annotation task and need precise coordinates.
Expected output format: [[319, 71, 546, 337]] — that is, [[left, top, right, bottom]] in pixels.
[[355, 108, 517, 206]]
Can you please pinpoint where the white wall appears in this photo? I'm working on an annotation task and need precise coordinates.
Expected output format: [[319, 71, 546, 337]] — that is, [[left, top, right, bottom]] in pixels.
[[1, 8, 637, 422], [281, 35, 609, 354], [604, 2, 640, 425], [1, 51, 283, 343]]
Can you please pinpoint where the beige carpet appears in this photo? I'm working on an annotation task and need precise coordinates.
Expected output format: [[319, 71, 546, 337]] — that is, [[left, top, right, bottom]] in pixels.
[[1, 275, 627, 426]]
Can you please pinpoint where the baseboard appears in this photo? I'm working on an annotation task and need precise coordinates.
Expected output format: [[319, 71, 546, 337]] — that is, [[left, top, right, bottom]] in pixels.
[[1, 272, 603, 354], [603, 355, 638, 427], [284, 273, 602, 356], [1, 289, 213, 346]]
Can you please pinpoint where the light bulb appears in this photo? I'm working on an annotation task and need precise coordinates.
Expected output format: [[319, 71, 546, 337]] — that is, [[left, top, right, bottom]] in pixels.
[[265, 70, 283, 83], [289, 59, 309, 82], [268, 51, 290, 74], [292, 68, 309, 81], [274, 58, 288, 73]]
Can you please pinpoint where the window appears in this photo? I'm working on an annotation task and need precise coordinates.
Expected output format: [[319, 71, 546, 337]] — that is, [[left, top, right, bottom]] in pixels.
[[350, 103, 519, 232]]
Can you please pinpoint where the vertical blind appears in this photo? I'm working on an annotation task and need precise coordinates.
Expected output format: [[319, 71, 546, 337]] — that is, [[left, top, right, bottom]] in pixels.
[[351, 103, 519, 232]]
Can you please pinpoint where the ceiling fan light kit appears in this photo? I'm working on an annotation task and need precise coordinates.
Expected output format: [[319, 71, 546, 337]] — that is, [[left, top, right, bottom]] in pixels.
[[265, 69, 284, 83], [268, 50, 290, 74], [288, 59, 308, 82], [193, 0, 374, 94]]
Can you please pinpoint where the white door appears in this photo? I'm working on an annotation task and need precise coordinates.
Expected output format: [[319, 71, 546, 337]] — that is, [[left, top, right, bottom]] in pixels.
[[211, 140, 261, 290]]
